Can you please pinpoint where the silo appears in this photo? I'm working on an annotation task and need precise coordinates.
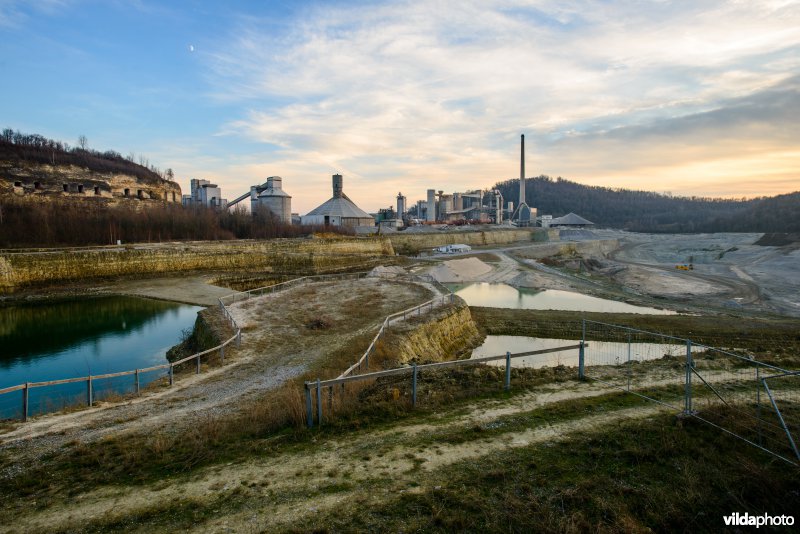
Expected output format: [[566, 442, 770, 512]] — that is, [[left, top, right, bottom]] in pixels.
[[396, 192, 406, 218], [257, 176, 292, 223], [453, 192, 463, 211], [426, 189, 436, 222], [439, 194, 453, 219]]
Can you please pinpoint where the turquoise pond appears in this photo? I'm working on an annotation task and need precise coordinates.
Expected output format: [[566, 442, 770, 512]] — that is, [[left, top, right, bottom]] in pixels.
[[0, 296, 201, 418]]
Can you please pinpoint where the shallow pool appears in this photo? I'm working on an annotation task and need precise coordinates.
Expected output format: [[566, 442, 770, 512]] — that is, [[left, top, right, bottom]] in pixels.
[[449, 283, 675, 314]]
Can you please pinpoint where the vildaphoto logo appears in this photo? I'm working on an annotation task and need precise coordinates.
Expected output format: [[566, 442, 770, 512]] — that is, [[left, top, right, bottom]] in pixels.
[[723, 512, 794, 528]]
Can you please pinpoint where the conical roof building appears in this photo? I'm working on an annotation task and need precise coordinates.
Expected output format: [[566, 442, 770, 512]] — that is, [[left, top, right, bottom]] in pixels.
[[301, 174, 375, 227]]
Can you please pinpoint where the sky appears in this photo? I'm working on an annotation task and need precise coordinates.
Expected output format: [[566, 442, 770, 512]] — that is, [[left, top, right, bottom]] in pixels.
[[1, 0, 798, 214]]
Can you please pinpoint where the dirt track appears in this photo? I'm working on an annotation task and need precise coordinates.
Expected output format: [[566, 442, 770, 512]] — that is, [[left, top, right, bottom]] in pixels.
[[0, 278, 434, 479]]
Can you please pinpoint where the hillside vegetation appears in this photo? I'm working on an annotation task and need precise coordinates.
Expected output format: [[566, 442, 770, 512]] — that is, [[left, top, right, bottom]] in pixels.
[[494, 176, 800, 233], [1, 129, 172, 184]]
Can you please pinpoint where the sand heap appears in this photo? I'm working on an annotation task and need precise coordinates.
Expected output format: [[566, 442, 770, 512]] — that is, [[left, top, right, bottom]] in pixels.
[[427, 257, 492, 283]]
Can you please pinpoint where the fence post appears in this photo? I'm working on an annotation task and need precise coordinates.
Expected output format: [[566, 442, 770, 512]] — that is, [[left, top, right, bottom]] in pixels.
[[316, 378, 322, 426], [87, 376, 93, 407], [756, 364, 763, 445], [236, 330, 241, 348], [169, 365, 174, 386], [684, 339, 693, 415], [627, 333, 632, 392], [196, 354, 201, 374], [328, 386, 333, 414], [220, 345, 225, 364], [578, 320, 586, 379], [135, 369, 140, 394], [305, 383, 313, 429], [22, 382, 29, 422], [412, 363, 418, 407], [505, 351, 511, 391]]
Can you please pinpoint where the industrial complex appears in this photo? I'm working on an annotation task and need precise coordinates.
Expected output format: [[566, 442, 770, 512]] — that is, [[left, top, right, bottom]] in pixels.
[[183, 135, 591, 231]]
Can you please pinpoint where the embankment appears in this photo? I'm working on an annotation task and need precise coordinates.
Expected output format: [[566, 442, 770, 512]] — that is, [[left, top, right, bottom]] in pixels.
[[387, 227, 553, 255], [0, 237, 395, 293], [511, 238, 619, 260], [377, 300, 482, 366], [0, 228, 556, 293]]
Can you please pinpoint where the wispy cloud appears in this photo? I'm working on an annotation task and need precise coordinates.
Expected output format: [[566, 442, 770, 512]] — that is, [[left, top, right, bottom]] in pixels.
[[194, 0, 800, 210]]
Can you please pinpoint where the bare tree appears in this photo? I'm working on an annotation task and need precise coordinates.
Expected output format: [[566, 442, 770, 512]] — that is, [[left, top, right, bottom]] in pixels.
[[77, 135, 88, 150]]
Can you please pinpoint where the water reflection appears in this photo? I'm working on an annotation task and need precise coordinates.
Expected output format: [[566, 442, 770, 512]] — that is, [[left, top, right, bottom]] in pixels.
[[472, 335, 685, 368], [0, 296, 201, 387], [449, 283, 675, 315]]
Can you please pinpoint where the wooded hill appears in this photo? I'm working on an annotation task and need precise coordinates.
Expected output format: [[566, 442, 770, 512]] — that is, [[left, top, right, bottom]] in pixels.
[[0, 128, 172, 184], [494, 176, 800, 233]]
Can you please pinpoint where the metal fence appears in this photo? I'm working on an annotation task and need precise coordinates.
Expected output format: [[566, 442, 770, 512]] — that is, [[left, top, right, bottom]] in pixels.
[[305, 344, 585, 428], [580, 320, 800, 465]]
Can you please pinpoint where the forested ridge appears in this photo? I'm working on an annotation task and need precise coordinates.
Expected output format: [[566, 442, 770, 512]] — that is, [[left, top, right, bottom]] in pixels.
[[494, 176, 800, 233], [1, 128, 174, 184]]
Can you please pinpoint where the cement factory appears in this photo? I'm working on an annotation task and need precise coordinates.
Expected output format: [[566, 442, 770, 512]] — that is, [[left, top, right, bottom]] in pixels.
[[183, 135, 593, 231]]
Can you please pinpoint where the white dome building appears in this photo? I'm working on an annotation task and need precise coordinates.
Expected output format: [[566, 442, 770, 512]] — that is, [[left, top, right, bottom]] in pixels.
[[301, 174, 374, 228]]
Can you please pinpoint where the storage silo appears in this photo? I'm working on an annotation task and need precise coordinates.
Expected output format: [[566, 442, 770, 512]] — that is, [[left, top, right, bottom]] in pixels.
[[255, 176, 292, 223], [396, 192, 406, 218], [426, 189, 436, 222]]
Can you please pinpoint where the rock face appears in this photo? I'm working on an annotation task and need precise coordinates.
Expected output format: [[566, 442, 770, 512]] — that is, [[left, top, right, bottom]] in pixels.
[[387, 228, 554, 254], [1, 161, 181, 203], [0, 237, 397, 292], [378, 301, 483, 366]]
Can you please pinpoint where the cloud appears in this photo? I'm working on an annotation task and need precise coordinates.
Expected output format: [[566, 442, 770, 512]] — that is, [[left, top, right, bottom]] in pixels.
[[195, 0, 800, 211]]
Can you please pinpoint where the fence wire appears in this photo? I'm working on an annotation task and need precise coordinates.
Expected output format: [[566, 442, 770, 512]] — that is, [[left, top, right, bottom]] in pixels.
[[583, 321, 687, 409], [583, 320, 800, 465]]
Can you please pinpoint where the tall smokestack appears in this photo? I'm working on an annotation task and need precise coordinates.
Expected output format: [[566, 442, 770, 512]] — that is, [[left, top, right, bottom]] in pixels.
[[520, 134, 525, 207]]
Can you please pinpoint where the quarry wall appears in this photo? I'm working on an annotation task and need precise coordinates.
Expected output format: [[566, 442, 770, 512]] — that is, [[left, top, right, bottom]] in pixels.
[[512, 239, 619, 259], [0, 237, 395, 292], [0, 228, 559, 293], [387, 227, 553, 254], [378, 302, 482, 365]]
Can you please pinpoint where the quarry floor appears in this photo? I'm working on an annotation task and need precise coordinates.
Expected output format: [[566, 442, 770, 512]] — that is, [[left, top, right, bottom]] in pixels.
[[420, 230, 800, 318], [1, 231, 799, 531]]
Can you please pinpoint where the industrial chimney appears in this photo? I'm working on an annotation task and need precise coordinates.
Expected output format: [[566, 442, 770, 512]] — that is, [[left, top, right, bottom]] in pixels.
[[520, 134, 525, 207]]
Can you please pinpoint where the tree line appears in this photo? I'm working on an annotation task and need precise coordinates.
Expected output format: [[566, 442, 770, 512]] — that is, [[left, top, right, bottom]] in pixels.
[[1, 128, 174, 183], [0, 199, 351, 248], [493, 176, 799, 233]]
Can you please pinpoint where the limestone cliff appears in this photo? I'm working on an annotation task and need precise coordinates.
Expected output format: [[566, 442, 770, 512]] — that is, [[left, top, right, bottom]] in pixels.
[[376, 301, 482, 366], [0, 237, 397, 292], [1, 160, 181, 203], [387, 228, 553, 254]]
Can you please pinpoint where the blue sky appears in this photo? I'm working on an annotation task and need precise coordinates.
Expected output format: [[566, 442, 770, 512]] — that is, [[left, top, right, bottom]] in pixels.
[[1, 0, 798, 213]]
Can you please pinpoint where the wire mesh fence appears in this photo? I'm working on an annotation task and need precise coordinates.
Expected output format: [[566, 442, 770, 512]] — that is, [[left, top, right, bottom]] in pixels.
[[582, 320, 800, 465]]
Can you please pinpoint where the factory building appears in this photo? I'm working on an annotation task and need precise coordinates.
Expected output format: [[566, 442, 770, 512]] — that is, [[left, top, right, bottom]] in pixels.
[[301, 174, 374, 228], [250, 176, 291, 223], [182, 179, 227, 209]]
